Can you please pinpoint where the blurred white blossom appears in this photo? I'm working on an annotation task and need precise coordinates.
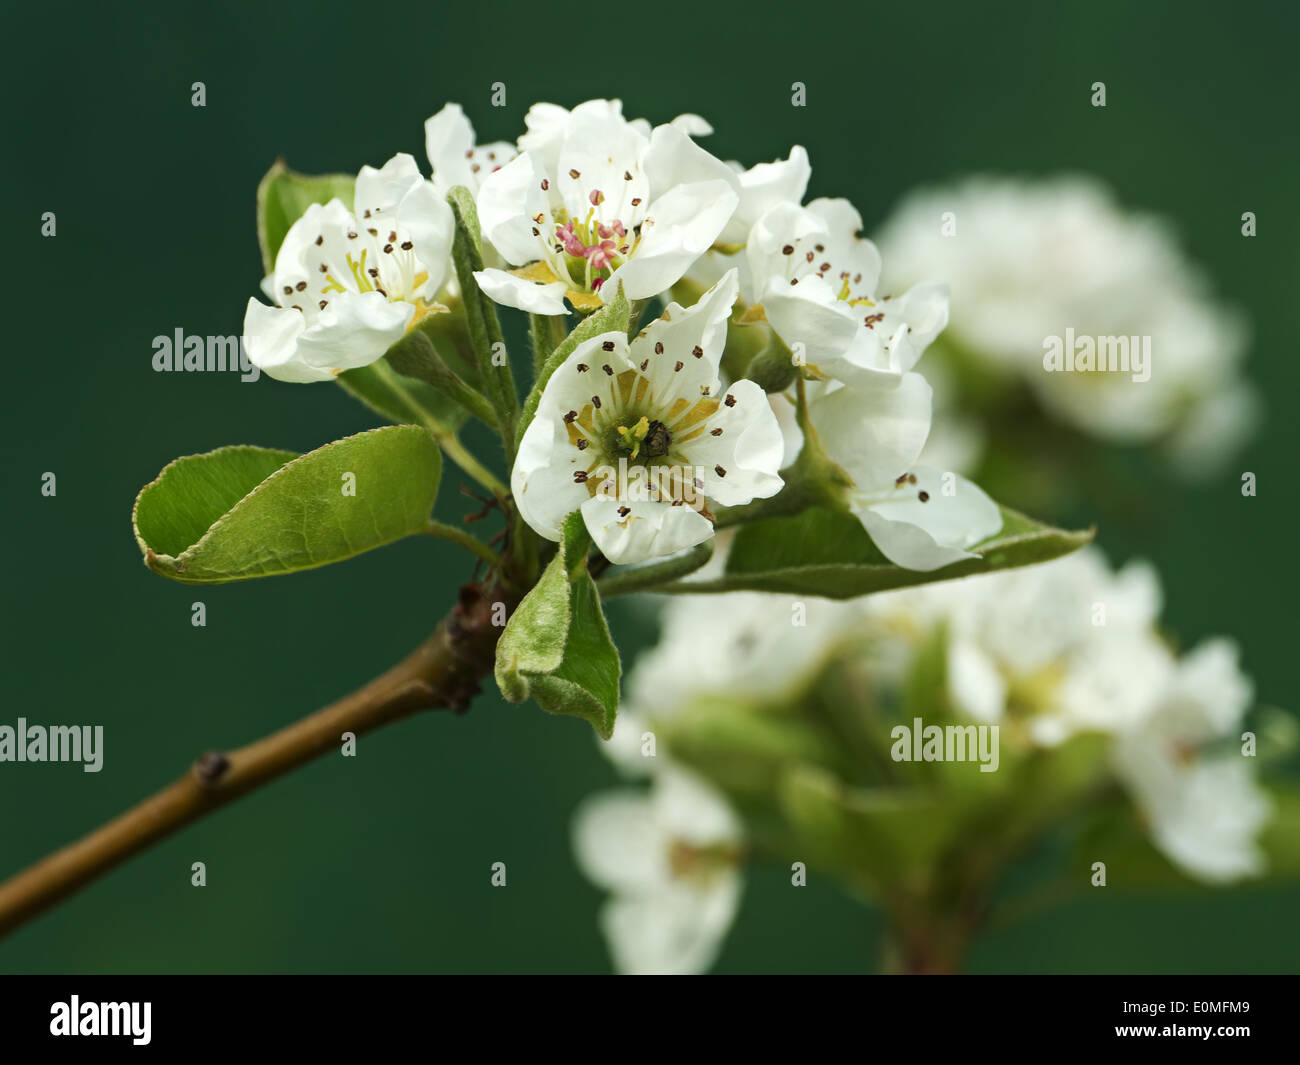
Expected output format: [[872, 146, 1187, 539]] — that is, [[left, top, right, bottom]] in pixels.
[[572, 766, 742, 974], [875, 175, 1257, 475], [865, 549, 1270, 880]]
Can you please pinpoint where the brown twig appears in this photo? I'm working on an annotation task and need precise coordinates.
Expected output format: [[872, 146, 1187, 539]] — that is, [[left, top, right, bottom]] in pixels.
[[0, 582, 513, 940]]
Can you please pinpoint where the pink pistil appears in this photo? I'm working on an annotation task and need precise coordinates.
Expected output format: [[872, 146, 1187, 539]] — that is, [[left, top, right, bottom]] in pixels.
[[585, 239, 618, 271]]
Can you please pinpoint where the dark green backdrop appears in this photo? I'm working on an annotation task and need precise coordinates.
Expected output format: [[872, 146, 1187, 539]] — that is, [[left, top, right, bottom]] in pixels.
[[2, 0, 1295, 973]]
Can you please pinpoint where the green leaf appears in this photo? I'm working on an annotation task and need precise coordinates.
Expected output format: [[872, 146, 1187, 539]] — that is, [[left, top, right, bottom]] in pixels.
[[660, 506, 1093, 599], [516, 286, 631, 449], [495, 513, 621, 737], [134, 426, 441, 584], [255, 160, 355, 275]]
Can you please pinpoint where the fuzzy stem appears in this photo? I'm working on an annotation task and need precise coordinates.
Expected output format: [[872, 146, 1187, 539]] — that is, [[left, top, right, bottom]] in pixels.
[[423, 520, 501, 568], [434, 431, 510, 502]]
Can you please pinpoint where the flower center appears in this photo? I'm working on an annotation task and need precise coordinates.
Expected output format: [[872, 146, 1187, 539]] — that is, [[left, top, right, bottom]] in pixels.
[[776, 239, 888, 328], [539, 190, 643, 293], [613, 416, 672, 462], [667, 839, 740, 885], [292, 207, 435, 329]]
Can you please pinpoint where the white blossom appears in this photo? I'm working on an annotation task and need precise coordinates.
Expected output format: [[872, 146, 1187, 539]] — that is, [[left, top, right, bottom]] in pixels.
[[511, 271, 784, 564], [874, 175, 1257, 474], [474, 99, 739, 314], [866, 550, 1271, 881], [424, 102, 517, 198], [243, 154, 453, 382], [572, 766, 743, 974]]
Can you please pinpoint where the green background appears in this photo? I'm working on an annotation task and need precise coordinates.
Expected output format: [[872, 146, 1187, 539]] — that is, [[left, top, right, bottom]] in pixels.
[[2, 0, 1295, 973]]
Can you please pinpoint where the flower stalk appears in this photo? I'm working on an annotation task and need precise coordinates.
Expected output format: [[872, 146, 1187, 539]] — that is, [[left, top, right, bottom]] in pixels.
[[0, 583, 516, 940]]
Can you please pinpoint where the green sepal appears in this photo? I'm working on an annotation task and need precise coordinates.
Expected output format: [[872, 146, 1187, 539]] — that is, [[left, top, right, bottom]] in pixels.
[[255, 160, 354, 276]]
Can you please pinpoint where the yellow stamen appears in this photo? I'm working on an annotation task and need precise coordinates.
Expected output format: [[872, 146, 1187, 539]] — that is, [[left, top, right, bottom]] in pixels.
[[616, 415, 651, 459]]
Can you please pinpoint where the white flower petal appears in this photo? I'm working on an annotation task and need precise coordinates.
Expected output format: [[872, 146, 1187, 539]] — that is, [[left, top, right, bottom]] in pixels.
[[946, 638, 1007, 723], [475, 152, 549, 266], [688, 380, 785, 507], [354, 152, 425, 217], [512, 332, 634, 539], [607, 180, 738, 301], [293, 290, 412, 375], [1112, 742, 1270, 884], [601, 707, 655, 778], [572, 791, 668, 895], [600, 874, 741, 975], [511, 413, 593, 541], [720, 145, 811, 245], [581, 496, 714, 566], [272, 200, 350, 283], [473, 267, 568, 315], [745, 201, 829, 298], [1162, 638, 1254, 738], [655, 766, 741, 846], [629, 269, 738, 404], [761, 276, 861, 372], [241, 299, 331, 383], [642, 123, 739, 201], [810, 372, 933, 487], [856, 467, 1003, 571], [424, 102, 475, 189], [806, 198, 882, 295], [395, 179, 454, 298], [669, 113, 713, 137], [423, 103, 512, 195], [555, 107, 650, 224], [878, 280, 950, 372], [519, 99, 626, 175]]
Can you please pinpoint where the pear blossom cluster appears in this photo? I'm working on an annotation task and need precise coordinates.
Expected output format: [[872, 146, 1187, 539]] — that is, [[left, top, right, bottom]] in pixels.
[[860, 549, 1271, 882], [499, 101, 1002, 568], [576, 550, 1271, 972], [874, 175, 1258, 476], [227, 94, 1276, 975], [244, 98, 1005, 571]]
